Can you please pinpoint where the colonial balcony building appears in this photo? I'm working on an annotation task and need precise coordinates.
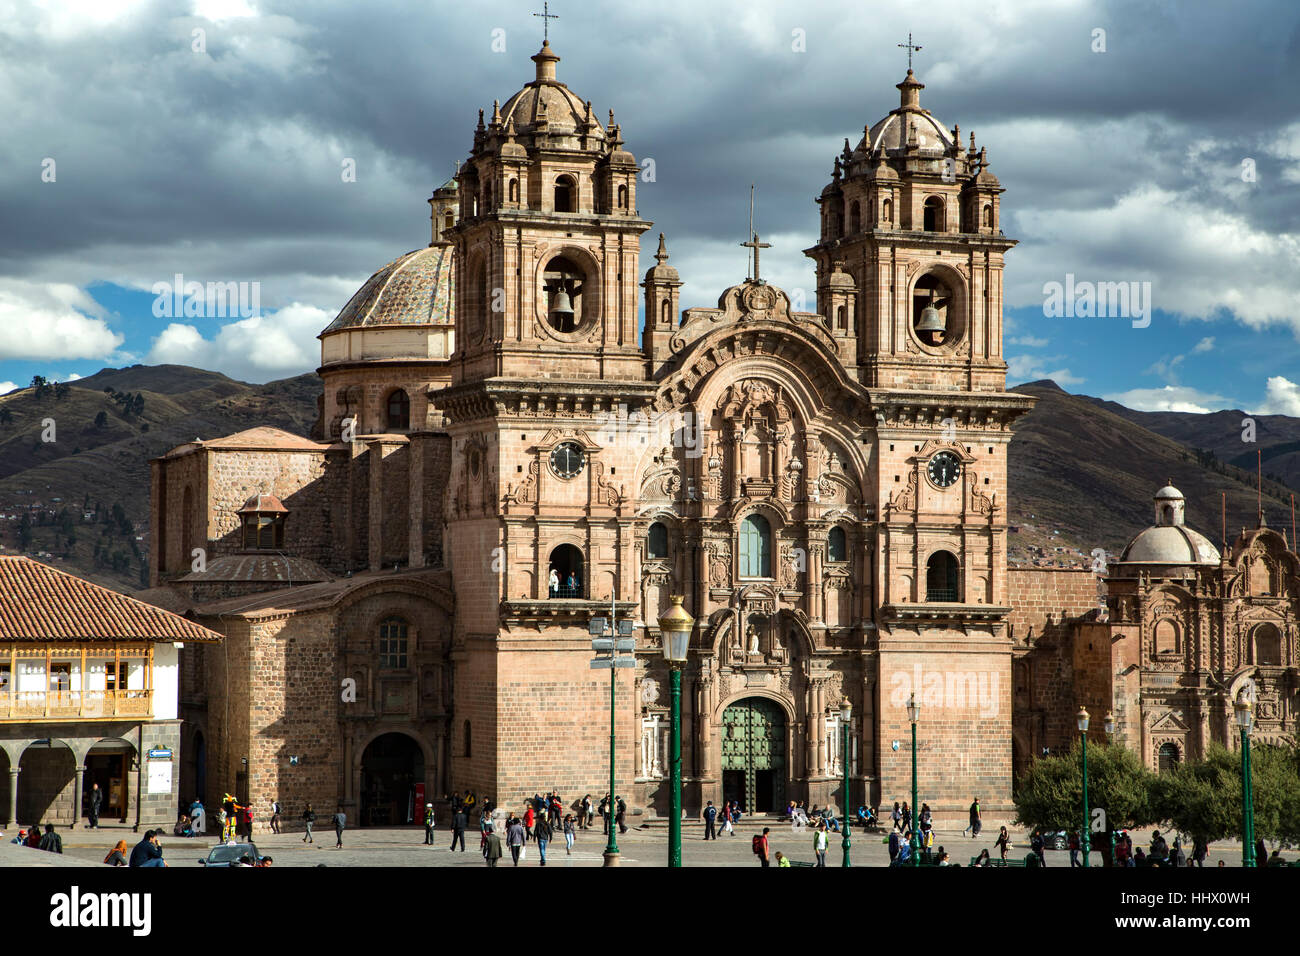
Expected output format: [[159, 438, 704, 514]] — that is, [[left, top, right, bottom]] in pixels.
[[0, 556, 221, 830]]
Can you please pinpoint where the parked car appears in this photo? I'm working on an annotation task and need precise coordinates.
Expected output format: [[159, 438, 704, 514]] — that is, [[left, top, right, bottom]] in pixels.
[[1041, 830, 1069, 851], [199, 842, 263, 867]]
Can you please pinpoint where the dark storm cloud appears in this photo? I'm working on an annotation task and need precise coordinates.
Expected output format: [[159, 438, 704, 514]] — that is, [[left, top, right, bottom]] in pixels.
[[1, 0, 1298, 380]]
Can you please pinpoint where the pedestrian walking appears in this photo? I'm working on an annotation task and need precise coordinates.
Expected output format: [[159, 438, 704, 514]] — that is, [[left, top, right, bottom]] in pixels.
[[963, 796, 981, 838], [534, 814, 553, 865], [450, 807, 467, 851], [333, 806, 346, 848], [424, 803, 436, 845], [302, 804, 315, 843], [599, 794, 609, 834], [563, 814, 575, 854], [721, 801, 734, 836], [1030, 829, 1046, 867], [702, 800, 717, 840], [507, 817, 526, 866], [813, 821, 828, 867], [1069, 831, 1081, 867], [892, 801, 902, 832], [87, 782, 102, 829], [616, 795, 628, 834], [190, 798, 206, 836], [994, 825, 1010, 861], [270, 800, 282, 834], [888, 828, 900, 863], [484, 828, 503, 867], [581, 794, 593, 829], [480, 809, 493, 852], [1192, 838, 1207, 867], [753, 827, 771, 867]]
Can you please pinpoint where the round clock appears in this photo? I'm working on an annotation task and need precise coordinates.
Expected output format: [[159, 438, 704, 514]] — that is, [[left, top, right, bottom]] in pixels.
[[549, 441, 586, 479], [927, 450, 962, 488]]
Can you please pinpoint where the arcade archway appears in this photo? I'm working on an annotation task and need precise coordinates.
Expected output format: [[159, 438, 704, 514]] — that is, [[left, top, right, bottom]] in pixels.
[[360, 732, 424, 826], [720, 697, 787, 813]]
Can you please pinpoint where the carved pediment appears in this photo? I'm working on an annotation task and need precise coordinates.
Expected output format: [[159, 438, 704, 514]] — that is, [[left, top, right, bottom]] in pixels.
[[1149, 710, 1189, 733]]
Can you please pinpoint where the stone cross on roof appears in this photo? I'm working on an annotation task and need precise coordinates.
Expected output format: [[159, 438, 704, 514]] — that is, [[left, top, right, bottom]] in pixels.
[[533, 2, 558, 43], [897, 32, 922, 70], [741, 233, 771, 283]]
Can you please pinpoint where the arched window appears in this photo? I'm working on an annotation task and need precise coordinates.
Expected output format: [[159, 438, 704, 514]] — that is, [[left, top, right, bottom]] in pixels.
[[647, 522, 668, 559], [848, 201, 860, 233], [508, 178, 519, 203], [618, 183, 628, 210], [1157, 743, 1180, 773], [982, 204, 993, 228], [1154, 619, 1178, 655], [378, 618, 409, 669], [827, 526, 848, 562], [554, 174, 577, 212], [386, 389, 410, 430], [548, 544, 584, 598], [923, 196, 944, 232], [925, 551, 958, 601], [739, 514, 772, 578], [836, 305, 847, 331], [660, 299, 671, 326], [1254, 623, 1282, 666], [882, 198, 893, 224], [443, 211, 454, 232], [463, 720, 472, 758]]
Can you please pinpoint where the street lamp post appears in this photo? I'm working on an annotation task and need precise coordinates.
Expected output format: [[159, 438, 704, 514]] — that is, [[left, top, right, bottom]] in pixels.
[[590, 602, 636, 868], [1235, 699, 1255, 868], [658, 595, 694, 868], [1077, 706, 1090, 868], [840, 699, 852, 867], [1103, 712, 1115, 865], [907, 692, 920, 867]]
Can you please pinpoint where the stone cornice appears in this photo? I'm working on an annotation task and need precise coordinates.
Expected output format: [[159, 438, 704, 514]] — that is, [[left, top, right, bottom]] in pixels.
[[501, 598, 639, 631], [432, 378, 659, 425], [881, 603, 1011, 625], [868, 388, 1036, 430]]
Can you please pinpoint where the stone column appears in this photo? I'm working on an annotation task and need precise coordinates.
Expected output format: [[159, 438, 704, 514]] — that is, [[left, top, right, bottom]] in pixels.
[[73, 764, 85, 828], [635, 714, 645, 778], [860, 531, 874, 623], [368, 439, 385, 572], [7, 768, 18, 828], [804, 684, 817, 776], [809, 541, 824, 622]]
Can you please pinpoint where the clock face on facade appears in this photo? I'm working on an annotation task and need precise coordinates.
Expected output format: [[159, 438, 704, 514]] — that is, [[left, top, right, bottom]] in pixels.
[[549, 441, 586, 479], [927, 451, 962, 488]]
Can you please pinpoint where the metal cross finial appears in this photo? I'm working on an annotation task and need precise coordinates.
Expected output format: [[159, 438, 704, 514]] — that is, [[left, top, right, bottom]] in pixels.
[[533, 2, 559, 43], [741, 233, 772, 283], [898, 32, 922, 70]]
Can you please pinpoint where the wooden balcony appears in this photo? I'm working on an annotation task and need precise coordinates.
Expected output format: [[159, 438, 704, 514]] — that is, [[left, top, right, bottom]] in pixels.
[[0, 689, 153, 722]]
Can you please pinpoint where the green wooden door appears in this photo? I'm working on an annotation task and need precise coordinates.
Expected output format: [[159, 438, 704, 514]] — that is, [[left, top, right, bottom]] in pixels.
[[721, 698, 786, 812]]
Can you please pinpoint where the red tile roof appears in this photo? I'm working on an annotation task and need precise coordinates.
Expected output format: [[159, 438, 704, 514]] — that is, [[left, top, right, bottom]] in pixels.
[[0, 557, 221, 642]]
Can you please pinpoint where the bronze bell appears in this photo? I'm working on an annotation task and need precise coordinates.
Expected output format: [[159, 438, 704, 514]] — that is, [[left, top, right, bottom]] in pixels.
[[916, 288, 945, 334], [549, 288, 575, 327]]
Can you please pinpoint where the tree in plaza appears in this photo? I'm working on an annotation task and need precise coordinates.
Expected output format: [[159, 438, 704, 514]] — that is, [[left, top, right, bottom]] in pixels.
[[1014, 740, 1158, 863], [1150, 742, 1300, 852]]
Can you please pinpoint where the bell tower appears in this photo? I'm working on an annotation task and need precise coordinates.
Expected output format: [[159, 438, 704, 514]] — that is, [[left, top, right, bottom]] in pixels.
[[805, 61, 1035, 815], [448, 41, 650, 384]]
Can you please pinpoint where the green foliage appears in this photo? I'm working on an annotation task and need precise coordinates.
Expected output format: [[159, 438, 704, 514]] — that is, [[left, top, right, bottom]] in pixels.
[[1151, 742, 1300, 848], [1014, 740, 1158, 832], [94, 411, 108, 428]]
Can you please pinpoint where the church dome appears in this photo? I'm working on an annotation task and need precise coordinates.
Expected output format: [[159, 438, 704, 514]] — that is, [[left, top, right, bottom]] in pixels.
[[1118, 482, 1221, 566], [321, 245, 454, 335], [497, 42, 604, 146], [861, 70, 953, 155]]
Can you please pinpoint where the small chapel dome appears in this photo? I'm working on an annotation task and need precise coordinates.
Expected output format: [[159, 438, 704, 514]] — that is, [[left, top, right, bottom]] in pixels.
[[1118, 482, 1221, 566], [320, 246, 454, 340]]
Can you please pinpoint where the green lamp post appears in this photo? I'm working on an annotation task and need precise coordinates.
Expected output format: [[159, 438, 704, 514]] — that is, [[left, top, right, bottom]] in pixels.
[[1103, 711, 1115, 865], [658, 595, 694, 868], [840, 698, 852, 867], [907, 692, 920, 867], [1077, 706, 1091, 868], [1235, 699, 1255, 868]]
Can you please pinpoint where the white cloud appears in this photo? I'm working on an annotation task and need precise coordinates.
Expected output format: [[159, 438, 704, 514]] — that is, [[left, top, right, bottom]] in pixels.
[[1254, 376, 1300, 416], [1103, 385, 1231, 414], [1144, 354, 1185, 384], [1015, 183, 1300, 332], [1006, 353, 1084, 386], [0, 280, 124, 361], [146, 302, 329, 382], [1192, 336, 1216, 353], [0, 381, 19, 395]]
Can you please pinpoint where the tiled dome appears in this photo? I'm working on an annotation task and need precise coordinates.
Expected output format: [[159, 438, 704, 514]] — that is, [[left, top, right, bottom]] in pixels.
[[322, 245, 454, 333]]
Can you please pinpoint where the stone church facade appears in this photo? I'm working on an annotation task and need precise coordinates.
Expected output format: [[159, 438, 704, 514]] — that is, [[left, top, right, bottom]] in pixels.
[[144, 41, 1298, 830]]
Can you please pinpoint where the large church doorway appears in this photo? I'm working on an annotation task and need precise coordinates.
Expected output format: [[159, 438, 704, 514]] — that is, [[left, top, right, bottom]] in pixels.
[[720, 698, 786, 813], [360, 733, 424, 827]]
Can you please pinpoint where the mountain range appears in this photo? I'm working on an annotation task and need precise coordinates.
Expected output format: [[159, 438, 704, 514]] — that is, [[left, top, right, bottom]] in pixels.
[[0, 368, 1294, 591]]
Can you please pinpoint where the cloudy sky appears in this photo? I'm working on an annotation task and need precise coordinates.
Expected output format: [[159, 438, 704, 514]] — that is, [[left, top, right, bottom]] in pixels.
[[2, 0, 1299, 415]]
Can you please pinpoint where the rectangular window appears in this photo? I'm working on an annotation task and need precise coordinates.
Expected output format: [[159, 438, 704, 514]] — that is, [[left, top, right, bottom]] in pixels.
[[0, 664, 9, 693], [105, 662, 119, 692], [379, 620, 409, 669]]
